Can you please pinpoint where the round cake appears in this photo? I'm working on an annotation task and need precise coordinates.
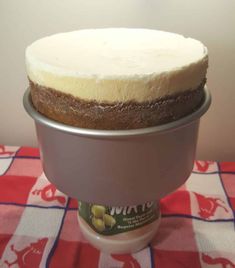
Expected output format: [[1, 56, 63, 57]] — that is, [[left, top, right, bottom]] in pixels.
[[25, 28, 208, 129]]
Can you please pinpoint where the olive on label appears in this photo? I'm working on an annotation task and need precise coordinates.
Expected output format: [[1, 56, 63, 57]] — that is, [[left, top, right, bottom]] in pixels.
[[92, 217, 105, 232], [104, 214, 116, 227], [91, 205, 106, 218]]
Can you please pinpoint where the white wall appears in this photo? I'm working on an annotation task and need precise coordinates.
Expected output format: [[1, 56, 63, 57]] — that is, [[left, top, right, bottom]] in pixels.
[[0, 0, 235, 160]]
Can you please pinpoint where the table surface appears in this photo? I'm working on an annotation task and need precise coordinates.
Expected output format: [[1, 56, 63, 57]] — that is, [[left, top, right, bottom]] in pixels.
[[0, 145, 235, 268]]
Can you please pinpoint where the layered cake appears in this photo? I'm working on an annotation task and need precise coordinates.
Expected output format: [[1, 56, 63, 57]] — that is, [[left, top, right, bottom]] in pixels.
[[26, 28, 208, 129]]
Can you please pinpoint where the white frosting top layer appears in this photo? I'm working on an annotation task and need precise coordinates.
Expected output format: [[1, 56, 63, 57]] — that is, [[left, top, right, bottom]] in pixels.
[[26, 28, 208, 102]]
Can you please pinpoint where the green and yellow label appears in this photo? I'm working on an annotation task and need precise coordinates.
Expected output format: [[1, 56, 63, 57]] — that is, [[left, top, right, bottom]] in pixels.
[[78, 201, 160, 235]]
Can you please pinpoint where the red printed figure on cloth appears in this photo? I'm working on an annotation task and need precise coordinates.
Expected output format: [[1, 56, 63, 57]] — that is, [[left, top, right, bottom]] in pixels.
[[195, 161, 214, 172], [194, 192, 229, 219], [4, 238, 48, 268], [0, 145, 15, 156], [32, 184, 66, 205], [202, 253, 235, 268], [111, 254, 141, 268]]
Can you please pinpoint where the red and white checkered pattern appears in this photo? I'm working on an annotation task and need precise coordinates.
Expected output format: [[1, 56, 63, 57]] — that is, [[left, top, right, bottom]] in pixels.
[[0, 145, 234, 267]]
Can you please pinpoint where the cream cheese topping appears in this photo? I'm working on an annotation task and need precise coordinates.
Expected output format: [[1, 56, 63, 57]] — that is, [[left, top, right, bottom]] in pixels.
[[26, 28, 208, 103]]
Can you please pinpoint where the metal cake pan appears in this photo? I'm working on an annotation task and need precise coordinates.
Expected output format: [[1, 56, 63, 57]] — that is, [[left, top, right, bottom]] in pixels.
[[23, 87, 211, 206]]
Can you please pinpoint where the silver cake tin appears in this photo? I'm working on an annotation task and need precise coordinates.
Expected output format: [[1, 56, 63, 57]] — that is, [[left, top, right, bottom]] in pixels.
[[23, 87, 211, 206]]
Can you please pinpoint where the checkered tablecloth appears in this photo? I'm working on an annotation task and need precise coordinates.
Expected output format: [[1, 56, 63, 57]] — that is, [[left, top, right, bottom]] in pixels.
[[0, 145, 234, 268]]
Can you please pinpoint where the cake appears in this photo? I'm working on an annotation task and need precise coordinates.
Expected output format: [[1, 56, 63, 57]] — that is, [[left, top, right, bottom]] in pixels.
[[25, 28, 208, 130]]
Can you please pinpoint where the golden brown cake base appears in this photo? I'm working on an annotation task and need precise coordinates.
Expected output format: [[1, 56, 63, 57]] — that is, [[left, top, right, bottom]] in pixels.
[[29, 80, 205, 130]]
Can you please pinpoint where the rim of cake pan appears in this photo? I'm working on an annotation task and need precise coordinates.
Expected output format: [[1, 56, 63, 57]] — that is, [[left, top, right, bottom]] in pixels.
[[23, 86, 211, 138]]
